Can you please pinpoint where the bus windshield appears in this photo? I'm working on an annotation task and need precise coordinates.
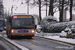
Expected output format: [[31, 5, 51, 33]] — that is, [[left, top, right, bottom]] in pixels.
[[12, 18, 34, 28]]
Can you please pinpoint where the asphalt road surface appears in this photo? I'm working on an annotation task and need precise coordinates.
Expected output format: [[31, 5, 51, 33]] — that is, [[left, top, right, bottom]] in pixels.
[[11, 36, 75, 50], [1, 31, 75, 50]]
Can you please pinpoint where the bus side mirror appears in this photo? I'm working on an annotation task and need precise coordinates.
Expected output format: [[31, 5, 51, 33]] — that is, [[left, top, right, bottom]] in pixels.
[[35, 25, 37, 29]]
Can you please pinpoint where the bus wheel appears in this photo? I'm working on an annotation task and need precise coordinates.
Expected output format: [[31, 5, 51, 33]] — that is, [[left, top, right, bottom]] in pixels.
[[7, 34, 12, 38], [28, 36, 32, 39], [0, 30, 2, 32], [8, 36, 12, 39]]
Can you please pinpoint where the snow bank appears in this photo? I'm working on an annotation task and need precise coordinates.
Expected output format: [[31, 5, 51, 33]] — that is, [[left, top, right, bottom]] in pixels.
[[35, 32, 75, 44], [45, 36, 75, 44]]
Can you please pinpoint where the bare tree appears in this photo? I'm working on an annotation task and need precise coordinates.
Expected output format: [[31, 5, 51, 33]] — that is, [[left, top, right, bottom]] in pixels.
[[38, 0, 42, 21], [59, 0, 64, 22], [27, 0, 59, 17], [48, 0, 54, 16], [69, 0, 73, 21]]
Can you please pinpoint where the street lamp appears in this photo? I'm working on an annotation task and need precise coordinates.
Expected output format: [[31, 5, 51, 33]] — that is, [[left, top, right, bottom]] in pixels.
[[27, 0, 29, 14], [11, 5, 18, 15], [21, 0, 30, 14]]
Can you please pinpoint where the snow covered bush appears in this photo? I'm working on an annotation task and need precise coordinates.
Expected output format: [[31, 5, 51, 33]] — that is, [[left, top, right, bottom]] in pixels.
[[60, 25, 75, 38], [60, 31, 67, 37], [40, 16, 58, 32], [40, 16, 58, 26], [40, 16, 75, 33], [71, 25, 75, 33]]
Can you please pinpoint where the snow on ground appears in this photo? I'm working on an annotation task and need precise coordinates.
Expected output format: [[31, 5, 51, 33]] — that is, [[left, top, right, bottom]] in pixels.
[[35, 32, 75, 44], [44, 36, 75, 44]]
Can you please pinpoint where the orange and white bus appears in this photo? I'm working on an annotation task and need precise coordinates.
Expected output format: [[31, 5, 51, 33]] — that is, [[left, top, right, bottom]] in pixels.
[[6, 15, 36, 38]]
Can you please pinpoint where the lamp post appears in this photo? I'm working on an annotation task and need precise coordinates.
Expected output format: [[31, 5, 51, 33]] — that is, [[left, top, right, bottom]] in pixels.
[[11, 5, 18, 15], [11, 6, 13, 15], [27, 0, 29, 14], [21, 0, 30, 14]]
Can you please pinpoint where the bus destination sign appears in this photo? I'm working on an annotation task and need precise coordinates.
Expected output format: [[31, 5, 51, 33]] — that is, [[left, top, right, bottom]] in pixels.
[[18, 16, 32, 18], [13, 16, 32, 19]]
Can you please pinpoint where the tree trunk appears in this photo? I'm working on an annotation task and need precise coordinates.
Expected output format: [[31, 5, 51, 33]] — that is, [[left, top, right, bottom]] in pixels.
[[69, 0, 73, 21], [59, 0, 64, 22], [48, 0, 54, 16], [39, 0, 41, 21]]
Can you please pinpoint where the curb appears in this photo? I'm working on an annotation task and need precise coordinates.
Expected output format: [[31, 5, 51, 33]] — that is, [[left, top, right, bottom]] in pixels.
[[36, 36, 75, 47], [0, 35, 29, 50]]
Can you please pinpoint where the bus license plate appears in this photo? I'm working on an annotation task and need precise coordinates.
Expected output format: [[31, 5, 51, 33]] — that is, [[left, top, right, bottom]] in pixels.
[[18, 30, 28, 33]]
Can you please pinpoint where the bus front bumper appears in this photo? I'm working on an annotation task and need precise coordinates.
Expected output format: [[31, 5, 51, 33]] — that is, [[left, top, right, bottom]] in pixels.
[[11, 33, 35, 36]]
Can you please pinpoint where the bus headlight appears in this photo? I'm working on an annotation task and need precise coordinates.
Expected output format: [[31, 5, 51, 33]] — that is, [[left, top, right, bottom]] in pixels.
[[31, 30, 35, 33], [11, 29, 14, 33]]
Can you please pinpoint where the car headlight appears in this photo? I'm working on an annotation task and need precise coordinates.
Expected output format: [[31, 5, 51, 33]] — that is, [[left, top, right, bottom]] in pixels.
[[31, 30, 35, 33], [11, 29, 14, 33]]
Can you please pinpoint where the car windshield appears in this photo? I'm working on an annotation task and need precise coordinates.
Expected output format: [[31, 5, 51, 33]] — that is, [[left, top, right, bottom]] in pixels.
[[12, 18, 34, 28]]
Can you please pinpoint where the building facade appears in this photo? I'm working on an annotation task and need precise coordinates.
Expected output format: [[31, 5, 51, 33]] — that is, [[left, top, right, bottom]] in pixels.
[[0, 0, 4, 18]]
